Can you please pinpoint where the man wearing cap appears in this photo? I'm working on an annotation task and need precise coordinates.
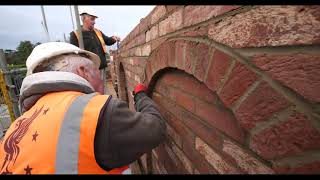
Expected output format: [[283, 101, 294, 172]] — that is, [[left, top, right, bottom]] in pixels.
[[0, 42, 166, 174], [69, 7, 120, 93]]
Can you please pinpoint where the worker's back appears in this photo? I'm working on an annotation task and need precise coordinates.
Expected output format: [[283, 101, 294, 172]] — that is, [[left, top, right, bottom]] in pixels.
[[0, 91, 128, 174]]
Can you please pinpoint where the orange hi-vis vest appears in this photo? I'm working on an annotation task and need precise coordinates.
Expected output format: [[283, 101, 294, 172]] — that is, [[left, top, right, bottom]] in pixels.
[[0, 91, 130, 174], [73, 28, 107, 53]]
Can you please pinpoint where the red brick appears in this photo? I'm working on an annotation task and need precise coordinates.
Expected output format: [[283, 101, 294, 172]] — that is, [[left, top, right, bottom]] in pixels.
[[195, 99, 244, 143], [184, 6, 240, 27], [274, 161, 320, 174], [208, 6, 320, 48], [222, 140, 274, 174], [235, 82, 291, 130], [145, 61, 153, 83], [182, 137, 218, 174], [175, 88, 195, 113], [250, 111, 320, 160], [195, 137, 240, 174], [151, 6, 166, 25], [193, 43, 211, 82], [176, 105, 223, 149], [159, 8, 183, 36], [252, 54, 320, 103], [219, 62, 258, 108], [205, 50, 233, 92], [136, 33, 146, 46], [165, 6, 180, 13], [146, 24, 158, 42], [139, 14, 151, 34]]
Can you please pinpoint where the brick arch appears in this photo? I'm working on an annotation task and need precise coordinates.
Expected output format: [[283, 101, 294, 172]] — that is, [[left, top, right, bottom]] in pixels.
[[145, 39, 245, 143], [117, 62, 129, 102]]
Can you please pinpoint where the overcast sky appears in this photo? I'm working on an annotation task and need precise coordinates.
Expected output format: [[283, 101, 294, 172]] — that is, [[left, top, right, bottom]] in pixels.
[[0, 5, 155, 50]]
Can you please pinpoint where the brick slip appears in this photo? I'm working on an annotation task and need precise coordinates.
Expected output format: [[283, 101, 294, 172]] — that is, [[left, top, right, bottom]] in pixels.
[[219, 62, 258, 108], [195, 137, 240, 174], [195, 98, 245, 142], [159, 8, 183, 36], [274, 161, 320, 174], [175, 40, 186, 70], [171, 142, 194, 174], [166, 123, 183, 148], [173, 88, 196, 113], [184, 41, 197, 74], [222, 140, 274, 174], [208, 6, 320, 48], [182, 137, 218, 174], [193, 43, 211, 82], [252, 54, 320, 103], [146, 24, 158, 42], [151, 6, 166, 25], [160, 71, 218, 103], [205, 49, 233, 92], [184, 6, 240, 27], [176, 105, 223, 149], [157, 143, 181, 173], [250, 111, 320, 160], [235, 82, 291, 130]]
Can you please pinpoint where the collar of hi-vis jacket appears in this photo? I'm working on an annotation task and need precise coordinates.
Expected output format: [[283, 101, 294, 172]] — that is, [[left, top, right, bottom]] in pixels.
[[19, 71, 95, 113]]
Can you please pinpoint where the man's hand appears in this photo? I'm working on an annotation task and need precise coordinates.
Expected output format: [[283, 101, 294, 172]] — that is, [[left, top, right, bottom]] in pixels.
[[112, 36, 121, 42]]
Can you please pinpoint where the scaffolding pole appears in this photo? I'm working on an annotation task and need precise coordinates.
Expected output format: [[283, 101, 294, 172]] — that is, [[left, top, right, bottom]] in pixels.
[[74, 6, 84, 49], [41, 6, 50, 42]]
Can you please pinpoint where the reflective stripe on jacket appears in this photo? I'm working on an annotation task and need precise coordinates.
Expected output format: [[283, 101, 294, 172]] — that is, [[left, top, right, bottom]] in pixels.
[[0, 91, 129, 174], [73, 28, 107, 53]]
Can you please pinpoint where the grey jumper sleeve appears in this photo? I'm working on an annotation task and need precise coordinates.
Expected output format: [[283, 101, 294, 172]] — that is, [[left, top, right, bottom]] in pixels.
[[94, 94, 166, 170]]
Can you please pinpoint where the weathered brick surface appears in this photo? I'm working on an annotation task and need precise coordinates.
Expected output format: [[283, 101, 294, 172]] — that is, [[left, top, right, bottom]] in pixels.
[[184, 6, 240, 27], [223, 140, 274, 174], [208, 6, 320, 48], [195, 137, 240, 174], [252, 54, 320, 103], [219, 62, 258, 108], [151, 6, 166, 25], [159, 8, 183, 36], [250, 111, 320, 160], [235, 82, 291, 130], [113, 5, 320, 174], [146, 24, 158, 42]]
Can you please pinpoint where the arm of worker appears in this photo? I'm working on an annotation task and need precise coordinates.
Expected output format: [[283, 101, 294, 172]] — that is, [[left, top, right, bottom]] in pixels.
[[94, 89, 166, 170], [101, 32, 119, 46], [69, 31, 79, 47]]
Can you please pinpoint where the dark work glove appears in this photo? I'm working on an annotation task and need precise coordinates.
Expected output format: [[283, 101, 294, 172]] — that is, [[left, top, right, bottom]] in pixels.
[[133, 84, 147, 103]]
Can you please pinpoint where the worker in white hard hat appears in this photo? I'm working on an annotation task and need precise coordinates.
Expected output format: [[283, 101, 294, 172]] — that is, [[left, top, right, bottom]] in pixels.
[[0, 42, 166, 174], [69, 6, 121, 94]]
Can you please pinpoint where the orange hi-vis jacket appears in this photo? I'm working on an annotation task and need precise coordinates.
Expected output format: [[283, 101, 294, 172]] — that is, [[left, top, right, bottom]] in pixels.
[[0, 91, 130, 174], [73, 28, 107, 53]]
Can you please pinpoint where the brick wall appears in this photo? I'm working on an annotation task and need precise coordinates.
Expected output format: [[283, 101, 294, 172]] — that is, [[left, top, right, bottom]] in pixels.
[[109, 5, 320, 174]]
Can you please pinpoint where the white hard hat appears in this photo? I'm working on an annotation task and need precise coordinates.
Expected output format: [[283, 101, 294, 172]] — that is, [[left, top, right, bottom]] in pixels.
[[79, 6, 98, 18], [26, 42, 101, 75]]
